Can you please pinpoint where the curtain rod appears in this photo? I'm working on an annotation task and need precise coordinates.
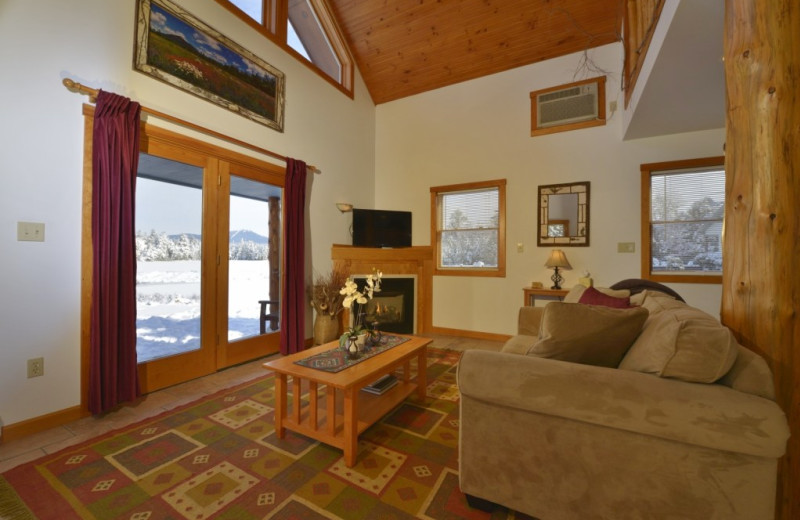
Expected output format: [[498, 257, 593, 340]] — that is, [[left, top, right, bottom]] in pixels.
[[62, 78, 321, 174]]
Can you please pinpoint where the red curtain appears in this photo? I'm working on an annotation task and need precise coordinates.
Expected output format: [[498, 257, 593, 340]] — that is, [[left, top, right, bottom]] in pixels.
[[280, 158, 307, 355], [89, 91, 142, 414]]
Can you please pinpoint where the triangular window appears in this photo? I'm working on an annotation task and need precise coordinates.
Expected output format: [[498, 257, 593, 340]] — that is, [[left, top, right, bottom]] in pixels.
[[288, 0, 342, 83], [221, 0, 352, 94]]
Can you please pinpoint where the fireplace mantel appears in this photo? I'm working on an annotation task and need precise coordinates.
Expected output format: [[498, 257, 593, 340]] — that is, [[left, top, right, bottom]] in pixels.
[[331, 245, 433, 333]]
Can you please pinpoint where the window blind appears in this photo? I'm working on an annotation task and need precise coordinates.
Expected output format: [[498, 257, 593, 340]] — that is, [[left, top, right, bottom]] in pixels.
[[440, 188, 499, 231], [649, 167, 725, 274]]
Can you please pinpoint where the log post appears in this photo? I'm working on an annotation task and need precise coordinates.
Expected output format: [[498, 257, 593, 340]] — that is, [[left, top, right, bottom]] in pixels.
[[722, 1, 799, 518]]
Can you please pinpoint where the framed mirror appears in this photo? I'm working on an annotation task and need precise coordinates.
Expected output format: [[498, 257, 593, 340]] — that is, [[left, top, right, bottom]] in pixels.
[[537, 181, 590, 246]]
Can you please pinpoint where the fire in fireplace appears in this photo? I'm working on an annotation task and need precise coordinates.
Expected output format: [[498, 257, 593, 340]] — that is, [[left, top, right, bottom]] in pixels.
[[354, 276, 415, 334]]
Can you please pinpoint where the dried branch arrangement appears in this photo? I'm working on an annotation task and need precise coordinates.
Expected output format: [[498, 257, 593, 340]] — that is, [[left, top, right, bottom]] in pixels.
[[307, 264, 349, 316]]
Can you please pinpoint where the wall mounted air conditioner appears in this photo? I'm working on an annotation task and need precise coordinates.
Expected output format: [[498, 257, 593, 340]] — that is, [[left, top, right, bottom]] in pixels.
[[537, 83, 598, 127], [530, 76, 606, 136]]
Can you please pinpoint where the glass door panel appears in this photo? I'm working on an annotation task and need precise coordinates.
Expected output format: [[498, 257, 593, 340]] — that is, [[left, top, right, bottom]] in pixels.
[[228, 175, 281, 342], [135, 153, 204, 363]]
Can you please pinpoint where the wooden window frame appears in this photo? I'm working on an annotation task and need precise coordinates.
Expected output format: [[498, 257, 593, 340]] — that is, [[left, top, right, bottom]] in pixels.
[[215, 0, 354, 97], [640, 156, 725, 285], [430, 179, 506, 278]]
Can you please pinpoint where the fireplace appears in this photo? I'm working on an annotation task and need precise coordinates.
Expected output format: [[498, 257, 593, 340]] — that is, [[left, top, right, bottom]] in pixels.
[[354, 276, 415, 334], [332, 245, 432, 333]]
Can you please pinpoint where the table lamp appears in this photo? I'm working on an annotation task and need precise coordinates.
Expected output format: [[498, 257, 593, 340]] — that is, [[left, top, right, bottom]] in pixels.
[[545, 249, 572, 290]]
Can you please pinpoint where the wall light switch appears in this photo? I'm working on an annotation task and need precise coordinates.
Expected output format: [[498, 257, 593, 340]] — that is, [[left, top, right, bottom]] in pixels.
[[517, 242, 524, 253], [17, 221, 45, 242], [617, 242, 636, 253]]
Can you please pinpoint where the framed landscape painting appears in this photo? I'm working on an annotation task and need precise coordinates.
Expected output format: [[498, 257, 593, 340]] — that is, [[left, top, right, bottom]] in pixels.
[[134, 0, 285, 132]]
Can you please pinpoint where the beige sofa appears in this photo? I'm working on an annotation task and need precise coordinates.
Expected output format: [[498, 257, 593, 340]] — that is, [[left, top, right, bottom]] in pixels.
[[458, 286, 790, 520]]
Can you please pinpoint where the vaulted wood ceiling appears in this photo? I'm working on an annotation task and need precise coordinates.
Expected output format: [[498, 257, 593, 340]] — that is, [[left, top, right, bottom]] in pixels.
[[328, 0, 622, 104]]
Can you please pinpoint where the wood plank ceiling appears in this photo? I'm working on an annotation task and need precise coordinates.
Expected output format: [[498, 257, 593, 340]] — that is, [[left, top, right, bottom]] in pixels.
[[328, 0, 622, 104]]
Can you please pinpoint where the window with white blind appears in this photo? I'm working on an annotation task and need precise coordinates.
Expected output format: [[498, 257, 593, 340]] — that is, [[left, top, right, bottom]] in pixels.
[[430, 179, 506, 277], [641, 157, 725, 284]]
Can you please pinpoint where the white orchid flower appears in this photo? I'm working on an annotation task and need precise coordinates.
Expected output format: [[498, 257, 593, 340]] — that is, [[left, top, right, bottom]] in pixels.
[[338, 269, 384, 334], [339, 280, 358, 296]]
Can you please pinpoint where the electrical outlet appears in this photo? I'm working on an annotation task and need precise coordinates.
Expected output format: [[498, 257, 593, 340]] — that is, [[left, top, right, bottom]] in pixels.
[[27, 357, 44, 378], [617, 242, 636, 253]]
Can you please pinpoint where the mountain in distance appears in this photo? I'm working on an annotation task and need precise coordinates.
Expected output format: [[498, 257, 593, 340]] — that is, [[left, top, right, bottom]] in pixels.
[[167, 230, 268, 245], [229, 229, 268, 244]]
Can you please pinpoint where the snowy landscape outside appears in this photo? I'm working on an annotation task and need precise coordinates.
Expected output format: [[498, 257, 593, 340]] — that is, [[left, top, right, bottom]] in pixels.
[[135, 170, 275, 364], [136, 232, 271, 363]]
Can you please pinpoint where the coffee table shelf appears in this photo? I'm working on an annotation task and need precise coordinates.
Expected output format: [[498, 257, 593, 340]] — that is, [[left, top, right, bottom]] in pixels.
[[280, 378, 418, 444], [264, 335, 430, 467]]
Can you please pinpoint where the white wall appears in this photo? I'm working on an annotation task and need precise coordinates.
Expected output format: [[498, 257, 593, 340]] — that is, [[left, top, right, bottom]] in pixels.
[[0, 3, 726, 428], [375, 43, 725, 336], [0, 0, 375, 425]]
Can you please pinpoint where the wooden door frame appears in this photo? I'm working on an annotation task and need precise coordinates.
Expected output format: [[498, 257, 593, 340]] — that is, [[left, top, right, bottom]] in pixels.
[[80, 107, 286, 408], [218, 160, 285, 369]]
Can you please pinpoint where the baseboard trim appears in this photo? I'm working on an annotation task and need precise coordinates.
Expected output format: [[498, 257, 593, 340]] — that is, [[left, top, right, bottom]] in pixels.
[[428, 326, 511, 343], [2, 405, 88, 443], [0, 332, 491, 444]]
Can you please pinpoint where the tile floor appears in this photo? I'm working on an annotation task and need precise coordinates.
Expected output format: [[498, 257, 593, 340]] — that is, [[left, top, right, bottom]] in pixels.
[[0, 333, 503, 473]]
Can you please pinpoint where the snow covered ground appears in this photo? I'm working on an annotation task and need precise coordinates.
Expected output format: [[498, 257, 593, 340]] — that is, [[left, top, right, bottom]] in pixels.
[[136, 260, 271, 362]]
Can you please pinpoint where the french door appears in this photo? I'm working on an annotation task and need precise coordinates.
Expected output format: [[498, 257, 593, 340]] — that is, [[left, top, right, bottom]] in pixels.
[[134, 127, 283, 393]]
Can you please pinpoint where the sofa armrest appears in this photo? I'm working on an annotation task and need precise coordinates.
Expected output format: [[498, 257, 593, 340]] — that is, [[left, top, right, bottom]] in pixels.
[[517, 306, 544, 336], [457, 350, 789, 458]]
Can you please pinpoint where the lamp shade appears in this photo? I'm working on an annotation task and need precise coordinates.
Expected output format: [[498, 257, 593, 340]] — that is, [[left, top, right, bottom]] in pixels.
[[545, 249, 572, 270]]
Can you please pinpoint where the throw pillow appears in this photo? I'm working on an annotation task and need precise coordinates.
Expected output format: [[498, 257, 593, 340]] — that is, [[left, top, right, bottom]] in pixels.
[[618, 309, 739, 383], [527, 303, 649, 368], [578, 286, 631, 308], [564, 284, 631, 303], [637, 289, 684, 315]]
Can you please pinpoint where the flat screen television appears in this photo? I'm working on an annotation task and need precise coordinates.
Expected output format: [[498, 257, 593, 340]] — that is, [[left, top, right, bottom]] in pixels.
[[352, 209, 412, 248]]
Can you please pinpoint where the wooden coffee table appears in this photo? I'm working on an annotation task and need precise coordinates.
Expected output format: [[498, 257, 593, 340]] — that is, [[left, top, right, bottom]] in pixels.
[[263, 335, 431, 467]]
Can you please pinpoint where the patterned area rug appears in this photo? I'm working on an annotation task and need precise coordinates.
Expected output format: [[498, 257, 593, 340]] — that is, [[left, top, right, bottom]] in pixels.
[[0, 348, 533, 520]]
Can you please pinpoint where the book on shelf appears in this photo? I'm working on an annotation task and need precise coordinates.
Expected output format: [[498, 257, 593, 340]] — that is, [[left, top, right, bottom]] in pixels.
[[361, 374, 398, 395]]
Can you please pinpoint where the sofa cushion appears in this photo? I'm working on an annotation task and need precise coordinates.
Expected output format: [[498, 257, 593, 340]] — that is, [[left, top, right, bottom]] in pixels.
[[718, 344, 776, 400], [527, 303, 649, 367], [629, 288, 675, 307], [516, 306, 545, 337], [502, 334, 538, 355], [563, 284, 630, 303], [619, 303, 739, 383], [578, 286, 632, 308], [638, 289, 688, 315]]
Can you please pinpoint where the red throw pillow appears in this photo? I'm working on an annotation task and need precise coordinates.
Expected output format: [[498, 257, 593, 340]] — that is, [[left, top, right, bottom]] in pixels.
[[578, 286, 632, 308]]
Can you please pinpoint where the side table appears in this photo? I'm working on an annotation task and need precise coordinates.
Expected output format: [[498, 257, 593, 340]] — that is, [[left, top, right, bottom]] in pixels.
[[523, 287, 570, 306]]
